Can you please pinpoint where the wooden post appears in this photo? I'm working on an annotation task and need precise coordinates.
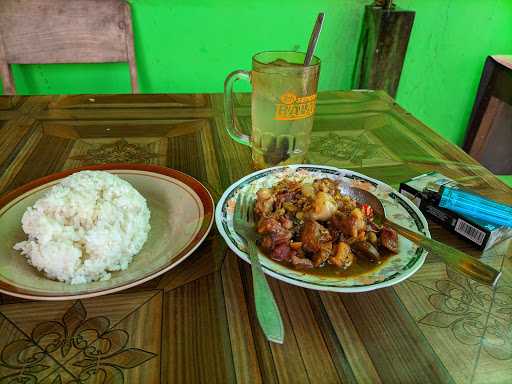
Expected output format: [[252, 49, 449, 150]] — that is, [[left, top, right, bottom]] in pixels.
[[352, 5, 415, 98]]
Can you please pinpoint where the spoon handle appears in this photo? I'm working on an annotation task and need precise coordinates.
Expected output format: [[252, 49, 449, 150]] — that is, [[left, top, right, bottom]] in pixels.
[[384, 220, 501, 287], [304, 13, 324, 66]]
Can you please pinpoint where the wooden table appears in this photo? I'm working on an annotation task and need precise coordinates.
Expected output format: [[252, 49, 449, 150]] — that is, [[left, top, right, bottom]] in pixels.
[[0, 91, 510, 384]]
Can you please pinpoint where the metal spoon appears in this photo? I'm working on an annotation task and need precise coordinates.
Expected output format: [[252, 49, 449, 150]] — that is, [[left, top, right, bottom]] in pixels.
[[304, 12, 324, 66], [339, 185, 501, 287]]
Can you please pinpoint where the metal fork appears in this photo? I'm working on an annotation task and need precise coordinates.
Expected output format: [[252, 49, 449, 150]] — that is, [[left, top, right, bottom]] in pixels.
[[233, 192, 284, 344]]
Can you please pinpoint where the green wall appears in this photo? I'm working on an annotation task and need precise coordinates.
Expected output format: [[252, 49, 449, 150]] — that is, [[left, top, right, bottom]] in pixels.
[[2, 0, 511, 145], [396, 0, 512, 144]]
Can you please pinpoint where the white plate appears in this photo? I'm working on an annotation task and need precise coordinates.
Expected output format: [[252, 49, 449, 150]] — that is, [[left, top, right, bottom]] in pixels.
[[0, 164, 214, 300], [215, 165, 430, 292]]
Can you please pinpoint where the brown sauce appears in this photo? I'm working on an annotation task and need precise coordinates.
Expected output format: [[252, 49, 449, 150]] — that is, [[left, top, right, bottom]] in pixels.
[[263, 248, 394, 278]]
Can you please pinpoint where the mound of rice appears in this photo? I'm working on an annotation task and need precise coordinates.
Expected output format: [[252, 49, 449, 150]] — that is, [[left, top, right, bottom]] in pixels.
[[13, 170, 151, 284]]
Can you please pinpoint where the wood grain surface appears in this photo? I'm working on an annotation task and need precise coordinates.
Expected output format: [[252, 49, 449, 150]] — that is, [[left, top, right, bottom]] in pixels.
[[0, 91, 510, 383]]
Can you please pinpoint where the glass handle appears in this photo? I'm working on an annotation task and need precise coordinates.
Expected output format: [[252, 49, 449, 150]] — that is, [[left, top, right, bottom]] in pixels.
[[224, 70, 251, 146]]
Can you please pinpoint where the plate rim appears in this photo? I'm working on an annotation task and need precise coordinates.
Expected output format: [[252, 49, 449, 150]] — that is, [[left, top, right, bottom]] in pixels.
[[215, 164, 430, 293], [0, 163, 214, 300]]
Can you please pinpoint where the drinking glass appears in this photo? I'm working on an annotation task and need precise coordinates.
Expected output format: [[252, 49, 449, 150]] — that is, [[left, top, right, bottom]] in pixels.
[[224, 51, 320, 169]]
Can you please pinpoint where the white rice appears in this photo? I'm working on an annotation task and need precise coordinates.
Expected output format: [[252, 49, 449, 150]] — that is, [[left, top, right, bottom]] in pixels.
[[13, 171, 151, 284]]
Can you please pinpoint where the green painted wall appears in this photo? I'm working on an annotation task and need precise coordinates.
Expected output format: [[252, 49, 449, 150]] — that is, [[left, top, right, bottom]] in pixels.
[[396, 0, 512, 144], [2, 0, 511, 146]]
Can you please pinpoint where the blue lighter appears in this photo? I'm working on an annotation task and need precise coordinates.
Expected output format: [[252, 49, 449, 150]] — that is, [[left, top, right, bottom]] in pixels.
[[439, 187, 512, 228]]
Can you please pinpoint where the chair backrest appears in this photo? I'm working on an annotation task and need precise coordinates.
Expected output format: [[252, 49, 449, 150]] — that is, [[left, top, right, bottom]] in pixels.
[[0, 0, 138, 94]]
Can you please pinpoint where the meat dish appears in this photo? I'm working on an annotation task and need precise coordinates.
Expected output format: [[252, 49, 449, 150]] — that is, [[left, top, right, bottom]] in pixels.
[[254, 178, 398, 275]]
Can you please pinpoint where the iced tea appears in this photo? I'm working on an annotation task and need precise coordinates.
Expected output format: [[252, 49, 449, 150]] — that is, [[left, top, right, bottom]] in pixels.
[[224, 51, 320, 169]]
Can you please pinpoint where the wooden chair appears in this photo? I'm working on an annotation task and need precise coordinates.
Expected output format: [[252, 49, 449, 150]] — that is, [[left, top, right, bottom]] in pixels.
[[0, 0, 138, 95], [463, 55, 512, 176]]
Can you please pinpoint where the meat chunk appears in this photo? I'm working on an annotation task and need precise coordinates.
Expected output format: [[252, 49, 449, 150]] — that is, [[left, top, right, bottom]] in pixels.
[[380, 227, 398, 253], [291, 255, 313, 268], [312, 241, 333, 267], [257, 217, 278, 233], [271, 243, 293, 262], [257, 217, 292, 252], [257, 218, 291, 241], [307, 191, 338, 221], [259, 235, 274, 253], [301, 220, 332, 253], [331, 208, 366, 238], [279, 216, 293, 229], [255, 188, 275, 217], [351, 241, 381, 263], [329, 242, 354, 269]]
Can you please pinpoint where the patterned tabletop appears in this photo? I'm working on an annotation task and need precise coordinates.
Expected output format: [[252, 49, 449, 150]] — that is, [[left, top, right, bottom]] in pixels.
[[0, 91, 510, 383]]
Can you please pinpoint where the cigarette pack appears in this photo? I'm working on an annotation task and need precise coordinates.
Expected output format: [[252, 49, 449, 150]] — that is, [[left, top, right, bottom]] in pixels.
[[399, 172, 512, 251]]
